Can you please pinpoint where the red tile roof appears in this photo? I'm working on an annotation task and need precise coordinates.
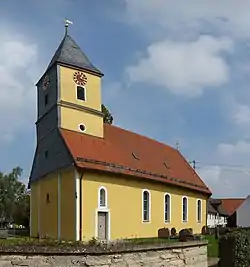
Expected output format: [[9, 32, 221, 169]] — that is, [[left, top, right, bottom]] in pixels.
[[220, 198, 245, 216], [60, 124, 211, 195]]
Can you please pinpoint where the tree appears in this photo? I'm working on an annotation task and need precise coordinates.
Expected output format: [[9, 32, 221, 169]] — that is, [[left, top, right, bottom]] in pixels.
[[13, 193, 30, 228], [0, 167, 28, 227], [102, 104, 113, 124]]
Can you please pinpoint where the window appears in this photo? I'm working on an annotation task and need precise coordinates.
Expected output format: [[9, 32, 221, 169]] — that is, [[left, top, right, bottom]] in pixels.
[[197, 199, 202, 222], [98, 187, 107, 208], [77, 86, 86, 101], [182, 197, 188, 222], [164, 162, 170, 169], [132, 152, 139, 160], [164, 194, 171, 222], [45, 150, 49, 159], [143, 190, 150, 222], [46, 193, 50, 203], [45, 93, 49, 106], [78, 123, 86, 132]]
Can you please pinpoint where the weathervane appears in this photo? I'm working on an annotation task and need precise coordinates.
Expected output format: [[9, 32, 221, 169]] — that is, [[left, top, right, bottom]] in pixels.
[[64, 18, 73, 35]]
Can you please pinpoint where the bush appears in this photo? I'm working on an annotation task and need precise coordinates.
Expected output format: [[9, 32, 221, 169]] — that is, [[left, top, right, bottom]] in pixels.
[[219, 228, 250, 267]]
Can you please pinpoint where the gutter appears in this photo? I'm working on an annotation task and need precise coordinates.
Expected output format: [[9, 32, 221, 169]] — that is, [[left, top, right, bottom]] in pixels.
[[79, 171, 83, 241]]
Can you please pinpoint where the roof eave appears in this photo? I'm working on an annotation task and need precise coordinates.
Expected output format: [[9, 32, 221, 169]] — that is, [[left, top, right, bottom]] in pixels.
[[35, 61, 104, 87], [75, 161, 212, 196]]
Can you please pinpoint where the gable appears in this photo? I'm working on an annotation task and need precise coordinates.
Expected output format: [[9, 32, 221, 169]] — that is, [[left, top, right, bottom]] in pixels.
[[220, 198, 245, 216]]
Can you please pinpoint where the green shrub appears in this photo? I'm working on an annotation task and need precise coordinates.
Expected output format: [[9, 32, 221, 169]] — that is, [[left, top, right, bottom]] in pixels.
[[219, 228, 250, 267]]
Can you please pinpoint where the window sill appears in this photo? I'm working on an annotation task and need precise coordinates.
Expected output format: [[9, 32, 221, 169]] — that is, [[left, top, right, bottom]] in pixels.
[[164, 220, 170, 224], [182, 220, 188, 223], [143, 220, 150, 223]]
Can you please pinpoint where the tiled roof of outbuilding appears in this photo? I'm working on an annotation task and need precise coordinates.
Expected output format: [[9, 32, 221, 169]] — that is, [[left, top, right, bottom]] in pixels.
[[220, 198, 245, 216]]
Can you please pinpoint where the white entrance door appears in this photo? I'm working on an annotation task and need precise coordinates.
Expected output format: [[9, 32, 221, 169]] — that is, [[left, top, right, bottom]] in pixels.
[[97, 212, 107, 240]]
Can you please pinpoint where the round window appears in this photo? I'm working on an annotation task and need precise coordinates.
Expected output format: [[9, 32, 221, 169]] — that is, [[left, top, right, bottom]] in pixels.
[[79, 124, 86, 132]]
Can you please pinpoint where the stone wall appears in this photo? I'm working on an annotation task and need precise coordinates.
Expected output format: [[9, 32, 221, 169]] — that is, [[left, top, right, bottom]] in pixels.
[[0, 241, 207, 267]]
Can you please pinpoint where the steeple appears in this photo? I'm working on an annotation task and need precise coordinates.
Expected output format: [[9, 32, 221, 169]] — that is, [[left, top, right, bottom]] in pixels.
[[46, 34, 103, 76], [35, 21, 104, 139]]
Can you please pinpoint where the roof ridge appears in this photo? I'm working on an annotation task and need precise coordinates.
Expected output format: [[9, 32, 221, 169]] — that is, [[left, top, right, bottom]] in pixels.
[[45, 34, 66, 72]]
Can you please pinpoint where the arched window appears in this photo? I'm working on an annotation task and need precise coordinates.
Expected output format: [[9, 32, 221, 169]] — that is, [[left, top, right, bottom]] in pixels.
[[77, 86, 86, 101], [197, 199, 202, 222], [99, 187, 107, 208], [142, 190, 150, 222], [164, 194, 171, 222], [182, 197, 188, 222]]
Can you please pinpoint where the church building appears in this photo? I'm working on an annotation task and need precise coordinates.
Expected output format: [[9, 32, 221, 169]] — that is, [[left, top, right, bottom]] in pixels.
[[29, 25, 211, 241]]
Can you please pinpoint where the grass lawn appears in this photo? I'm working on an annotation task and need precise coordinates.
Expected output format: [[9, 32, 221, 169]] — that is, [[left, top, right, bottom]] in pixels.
[[204, 235, 218, 258], [126, 237, 178, 244]]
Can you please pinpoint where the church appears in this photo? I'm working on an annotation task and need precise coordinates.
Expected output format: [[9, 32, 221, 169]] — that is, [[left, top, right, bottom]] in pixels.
[[29, 24, 211, 241]]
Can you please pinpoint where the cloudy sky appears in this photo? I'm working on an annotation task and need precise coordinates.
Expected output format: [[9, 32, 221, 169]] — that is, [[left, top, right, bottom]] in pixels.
[[2, 0, 250, 197]]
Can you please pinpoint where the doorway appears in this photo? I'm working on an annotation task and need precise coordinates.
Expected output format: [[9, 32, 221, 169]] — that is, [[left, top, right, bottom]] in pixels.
[[97, 212, 108, 240]]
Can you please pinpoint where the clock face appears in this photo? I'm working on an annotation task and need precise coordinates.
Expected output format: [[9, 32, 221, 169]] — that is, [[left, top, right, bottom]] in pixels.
[[43, 75, 50, 90], [73, 71, 87, 86]]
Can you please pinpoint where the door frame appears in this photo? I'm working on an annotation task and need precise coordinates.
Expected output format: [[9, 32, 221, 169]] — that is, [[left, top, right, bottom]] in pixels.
[[95, 208, 110, 241]]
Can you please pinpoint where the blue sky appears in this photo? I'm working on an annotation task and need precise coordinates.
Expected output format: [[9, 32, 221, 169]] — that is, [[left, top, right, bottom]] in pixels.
[[2, 0, 250, 197]]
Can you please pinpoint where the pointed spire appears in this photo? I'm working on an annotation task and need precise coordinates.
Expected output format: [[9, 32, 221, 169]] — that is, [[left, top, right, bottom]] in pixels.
[[45, 25, 103, 76]]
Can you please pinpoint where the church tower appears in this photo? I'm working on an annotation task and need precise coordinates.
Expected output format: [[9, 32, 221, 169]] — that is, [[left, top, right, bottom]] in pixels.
[[30, 24, 104, 184], [36, 25, 104, 140]]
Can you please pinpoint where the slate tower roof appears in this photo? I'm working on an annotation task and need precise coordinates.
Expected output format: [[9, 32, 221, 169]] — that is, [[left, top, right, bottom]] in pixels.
[[46, 34, 103, 76]]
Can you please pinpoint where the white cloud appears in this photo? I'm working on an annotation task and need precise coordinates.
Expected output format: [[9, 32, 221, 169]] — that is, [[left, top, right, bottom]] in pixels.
[[197, 165, 250, 197], [0, 31, 38, 142], [218, 140, 250, 156], [126, 35, 232, 96], [196, 139, 250, 197], [124, 0, 250, 39], [233, 104, 250, 124]]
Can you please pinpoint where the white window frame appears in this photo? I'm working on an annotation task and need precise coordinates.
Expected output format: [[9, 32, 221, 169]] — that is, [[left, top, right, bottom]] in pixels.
[[78, 123, 86, 132], [197, 199, 202, 223], [142, 189, 151, 223], [98, 186, 108, 209], [182, 196, 188, 222], [164, 193, 171, 223], [76, 85, 87, 102]]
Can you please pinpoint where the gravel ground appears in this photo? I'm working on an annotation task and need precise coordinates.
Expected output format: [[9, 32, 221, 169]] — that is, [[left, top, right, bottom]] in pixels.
[[208, 257, 219, 267]]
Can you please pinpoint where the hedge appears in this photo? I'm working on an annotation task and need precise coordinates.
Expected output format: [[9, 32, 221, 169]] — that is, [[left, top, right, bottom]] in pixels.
[[219, 228, 250, 267]]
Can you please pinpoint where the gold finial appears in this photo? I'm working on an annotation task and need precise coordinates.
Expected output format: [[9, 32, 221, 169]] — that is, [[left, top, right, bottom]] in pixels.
[[64, 18, 73, 35]]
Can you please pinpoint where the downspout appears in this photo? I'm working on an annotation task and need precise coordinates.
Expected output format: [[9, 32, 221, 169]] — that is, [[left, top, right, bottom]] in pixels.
[[79, 171, 83, 241]]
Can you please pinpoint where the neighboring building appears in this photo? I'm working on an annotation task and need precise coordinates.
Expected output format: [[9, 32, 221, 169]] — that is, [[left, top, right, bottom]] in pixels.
[[29, 27, 212, 241], [207, 198, 228, 228], [221, 198, 248, 227]]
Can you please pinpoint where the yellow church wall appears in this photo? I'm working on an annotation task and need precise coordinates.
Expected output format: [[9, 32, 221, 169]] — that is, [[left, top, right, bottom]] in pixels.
[[30, 181, 39, 237], [39, 173, 58, 239], [60, 168, 76, 240], [81, 171, 207, 241], [30, 173, 59, 239], [60, 106, 103, 137], [59, 66, 102, 111]]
